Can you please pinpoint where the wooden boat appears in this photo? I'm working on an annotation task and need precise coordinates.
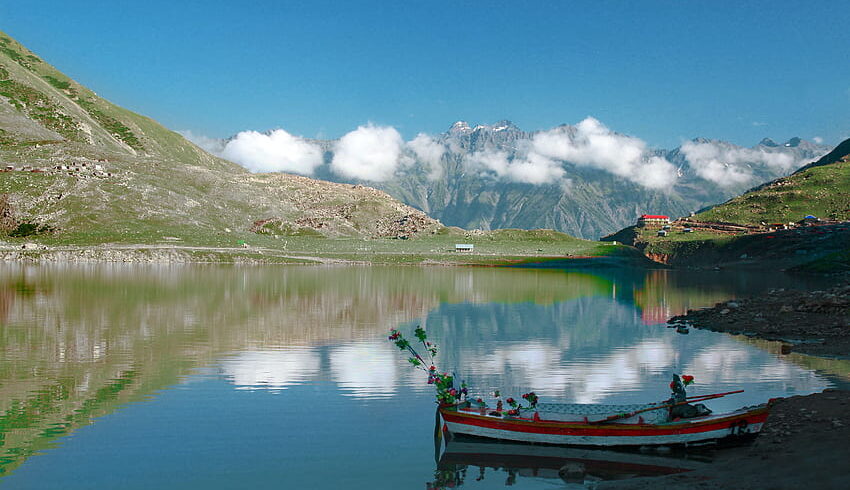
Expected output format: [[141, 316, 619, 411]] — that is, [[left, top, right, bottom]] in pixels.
[[388, 327, 771, 448], [439, 401, 769, 447]]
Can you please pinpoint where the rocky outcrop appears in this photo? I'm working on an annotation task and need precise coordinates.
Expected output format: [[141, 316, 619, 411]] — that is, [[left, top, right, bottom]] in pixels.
[[669, 283, 850, 356]]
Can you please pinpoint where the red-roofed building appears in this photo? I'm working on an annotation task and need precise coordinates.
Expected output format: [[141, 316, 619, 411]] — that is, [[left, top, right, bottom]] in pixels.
[[637, 214, 670, 228]]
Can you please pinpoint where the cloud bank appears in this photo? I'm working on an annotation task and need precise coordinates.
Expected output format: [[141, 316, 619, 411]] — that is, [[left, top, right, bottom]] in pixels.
[[183, 117, 681, 189], [219, 129, 324, 174], [331, 124, 405, 181], [466, 148, 567, 185], [407, 133, 446, 180], [681, 140, 804, 186], [466, 117, 677, 189]]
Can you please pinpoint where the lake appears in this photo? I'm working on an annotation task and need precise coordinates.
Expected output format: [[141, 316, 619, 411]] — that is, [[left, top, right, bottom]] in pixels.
[[0, 264, 846, 489]]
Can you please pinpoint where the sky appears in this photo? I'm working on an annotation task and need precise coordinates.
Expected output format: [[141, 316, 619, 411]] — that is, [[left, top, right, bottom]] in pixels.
[[1, 1, 849, 148]]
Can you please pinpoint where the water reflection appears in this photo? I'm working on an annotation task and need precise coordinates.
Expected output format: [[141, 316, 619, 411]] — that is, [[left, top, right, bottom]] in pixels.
[[0, 264, 838, 486], [223, 348, 321, 390], [431, 438, 712, 489]]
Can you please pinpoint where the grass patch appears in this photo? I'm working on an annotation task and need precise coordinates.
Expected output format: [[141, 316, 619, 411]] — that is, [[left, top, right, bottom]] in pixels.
[[42, 75, 70, 90], [696, 161, 850, 225], [791, 250, 850, 273], [8, 222, 55, 238], [74, 97, 143, 150]]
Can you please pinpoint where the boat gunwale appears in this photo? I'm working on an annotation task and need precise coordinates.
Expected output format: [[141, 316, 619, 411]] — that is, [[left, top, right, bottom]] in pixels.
[[441, 404, 769, 432]]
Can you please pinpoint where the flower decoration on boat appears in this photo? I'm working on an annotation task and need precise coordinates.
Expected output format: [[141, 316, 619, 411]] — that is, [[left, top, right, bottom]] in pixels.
[[521, 392, 539, 408], [505, 397, 516, 407], [388, 327, 467, 406], [682, 375, 694, 386]]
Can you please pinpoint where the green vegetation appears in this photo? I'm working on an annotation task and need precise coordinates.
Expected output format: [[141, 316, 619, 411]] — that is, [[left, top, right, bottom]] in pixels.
[[8, 222, 54, 237], [0, 128, 14, 146], [39, 71, 143, 150], [74, 96, 143, 150], [0, 36, 33, 68], [42, 74, 70, 90], [791, 249, 850, 274], [631, 227, 736, 256], [18, 223, 624, 265], [696, 143, 850, 225]]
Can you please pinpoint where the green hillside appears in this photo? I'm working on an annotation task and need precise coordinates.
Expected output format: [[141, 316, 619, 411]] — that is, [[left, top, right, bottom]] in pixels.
[[0, 30, 446, 245], [0, 30, 616, 263], [695, 138, 850, 225], [600, 139, 850, 270]]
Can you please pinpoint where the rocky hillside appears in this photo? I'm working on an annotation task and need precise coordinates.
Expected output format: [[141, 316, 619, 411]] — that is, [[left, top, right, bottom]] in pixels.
[[0, 31, 440, 244]]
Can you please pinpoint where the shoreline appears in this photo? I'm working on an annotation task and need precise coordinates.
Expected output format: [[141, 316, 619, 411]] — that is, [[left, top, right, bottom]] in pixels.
[[670, 282, 850, 358], [602, 282, 850, 488], [0, 243, 652, 267]]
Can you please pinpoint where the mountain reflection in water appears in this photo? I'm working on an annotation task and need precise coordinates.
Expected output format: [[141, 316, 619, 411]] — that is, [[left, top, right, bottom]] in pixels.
[[0, 264, 843, 488]]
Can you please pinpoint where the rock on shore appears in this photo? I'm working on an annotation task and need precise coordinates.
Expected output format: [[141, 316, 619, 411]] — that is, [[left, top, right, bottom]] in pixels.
[[669, 283, 850, 357]]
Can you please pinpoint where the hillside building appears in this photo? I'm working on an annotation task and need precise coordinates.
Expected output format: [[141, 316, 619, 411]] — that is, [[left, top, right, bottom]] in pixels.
[[637, 214, 670, 228]]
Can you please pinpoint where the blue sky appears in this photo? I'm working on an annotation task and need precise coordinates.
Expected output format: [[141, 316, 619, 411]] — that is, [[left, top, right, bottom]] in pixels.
[[1, 1, 848, 147]]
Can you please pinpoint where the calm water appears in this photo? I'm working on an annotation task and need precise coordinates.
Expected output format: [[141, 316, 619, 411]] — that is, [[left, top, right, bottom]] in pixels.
[[0, 264, 847, 489]]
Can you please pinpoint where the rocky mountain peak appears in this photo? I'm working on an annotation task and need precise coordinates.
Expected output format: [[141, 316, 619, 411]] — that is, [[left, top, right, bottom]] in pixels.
[[759, 138, 779, 147], [449, 121, 472, 134], [784, 137, 802, 148]]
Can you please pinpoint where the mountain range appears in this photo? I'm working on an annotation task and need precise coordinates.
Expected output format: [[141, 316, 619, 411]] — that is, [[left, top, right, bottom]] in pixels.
[[205, 121, 829, 240]]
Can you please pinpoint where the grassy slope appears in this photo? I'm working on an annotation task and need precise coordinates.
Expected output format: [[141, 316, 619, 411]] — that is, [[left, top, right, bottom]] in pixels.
[[0, 30, 622, 264], [696, 138, 850, 225], [605, 140, 850, 269]]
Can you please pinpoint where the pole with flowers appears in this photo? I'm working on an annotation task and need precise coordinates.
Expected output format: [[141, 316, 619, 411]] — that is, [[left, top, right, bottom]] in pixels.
[[387, 327, 540, 416], [388, 326, 467, 406]]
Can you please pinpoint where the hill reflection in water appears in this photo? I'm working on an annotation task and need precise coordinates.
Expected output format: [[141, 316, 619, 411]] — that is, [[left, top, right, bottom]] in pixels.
[[0, 264, 840, 488]]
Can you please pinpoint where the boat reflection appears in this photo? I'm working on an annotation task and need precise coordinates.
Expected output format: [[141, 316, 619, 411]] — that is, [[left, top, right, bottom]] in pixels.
[[430, 437, 711, 488]]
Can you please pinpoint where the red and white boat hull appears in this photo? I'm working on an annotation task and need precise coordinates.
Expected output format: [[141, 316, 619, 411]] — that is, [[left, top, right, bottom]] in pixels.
[[440, 405, 768, 447]]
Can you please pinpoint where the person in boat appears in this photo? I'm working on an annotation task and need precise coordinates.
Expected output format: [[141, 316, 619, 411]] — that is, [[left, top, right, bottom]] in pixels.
[[668, 374, 712, 419]]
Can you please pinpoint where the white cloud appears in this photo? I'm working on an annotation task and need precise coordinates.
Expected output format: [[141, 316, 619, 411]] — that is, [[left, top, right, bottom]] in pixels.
[[813, 136, 824, 144], [466, 148, 566, 185], [331, 124, 404, 181], [219, 129, 324, 174], [406, 133, 446, 180], [466, 117, 677, 188], [681, 140, 807, 187], [179, 130, 226, 154]]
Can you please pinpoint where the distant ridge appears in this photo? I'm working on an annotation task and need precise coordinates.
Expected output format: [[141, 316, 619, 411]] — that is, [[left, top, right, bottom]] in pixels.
[[794, 137, 850, 174]]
